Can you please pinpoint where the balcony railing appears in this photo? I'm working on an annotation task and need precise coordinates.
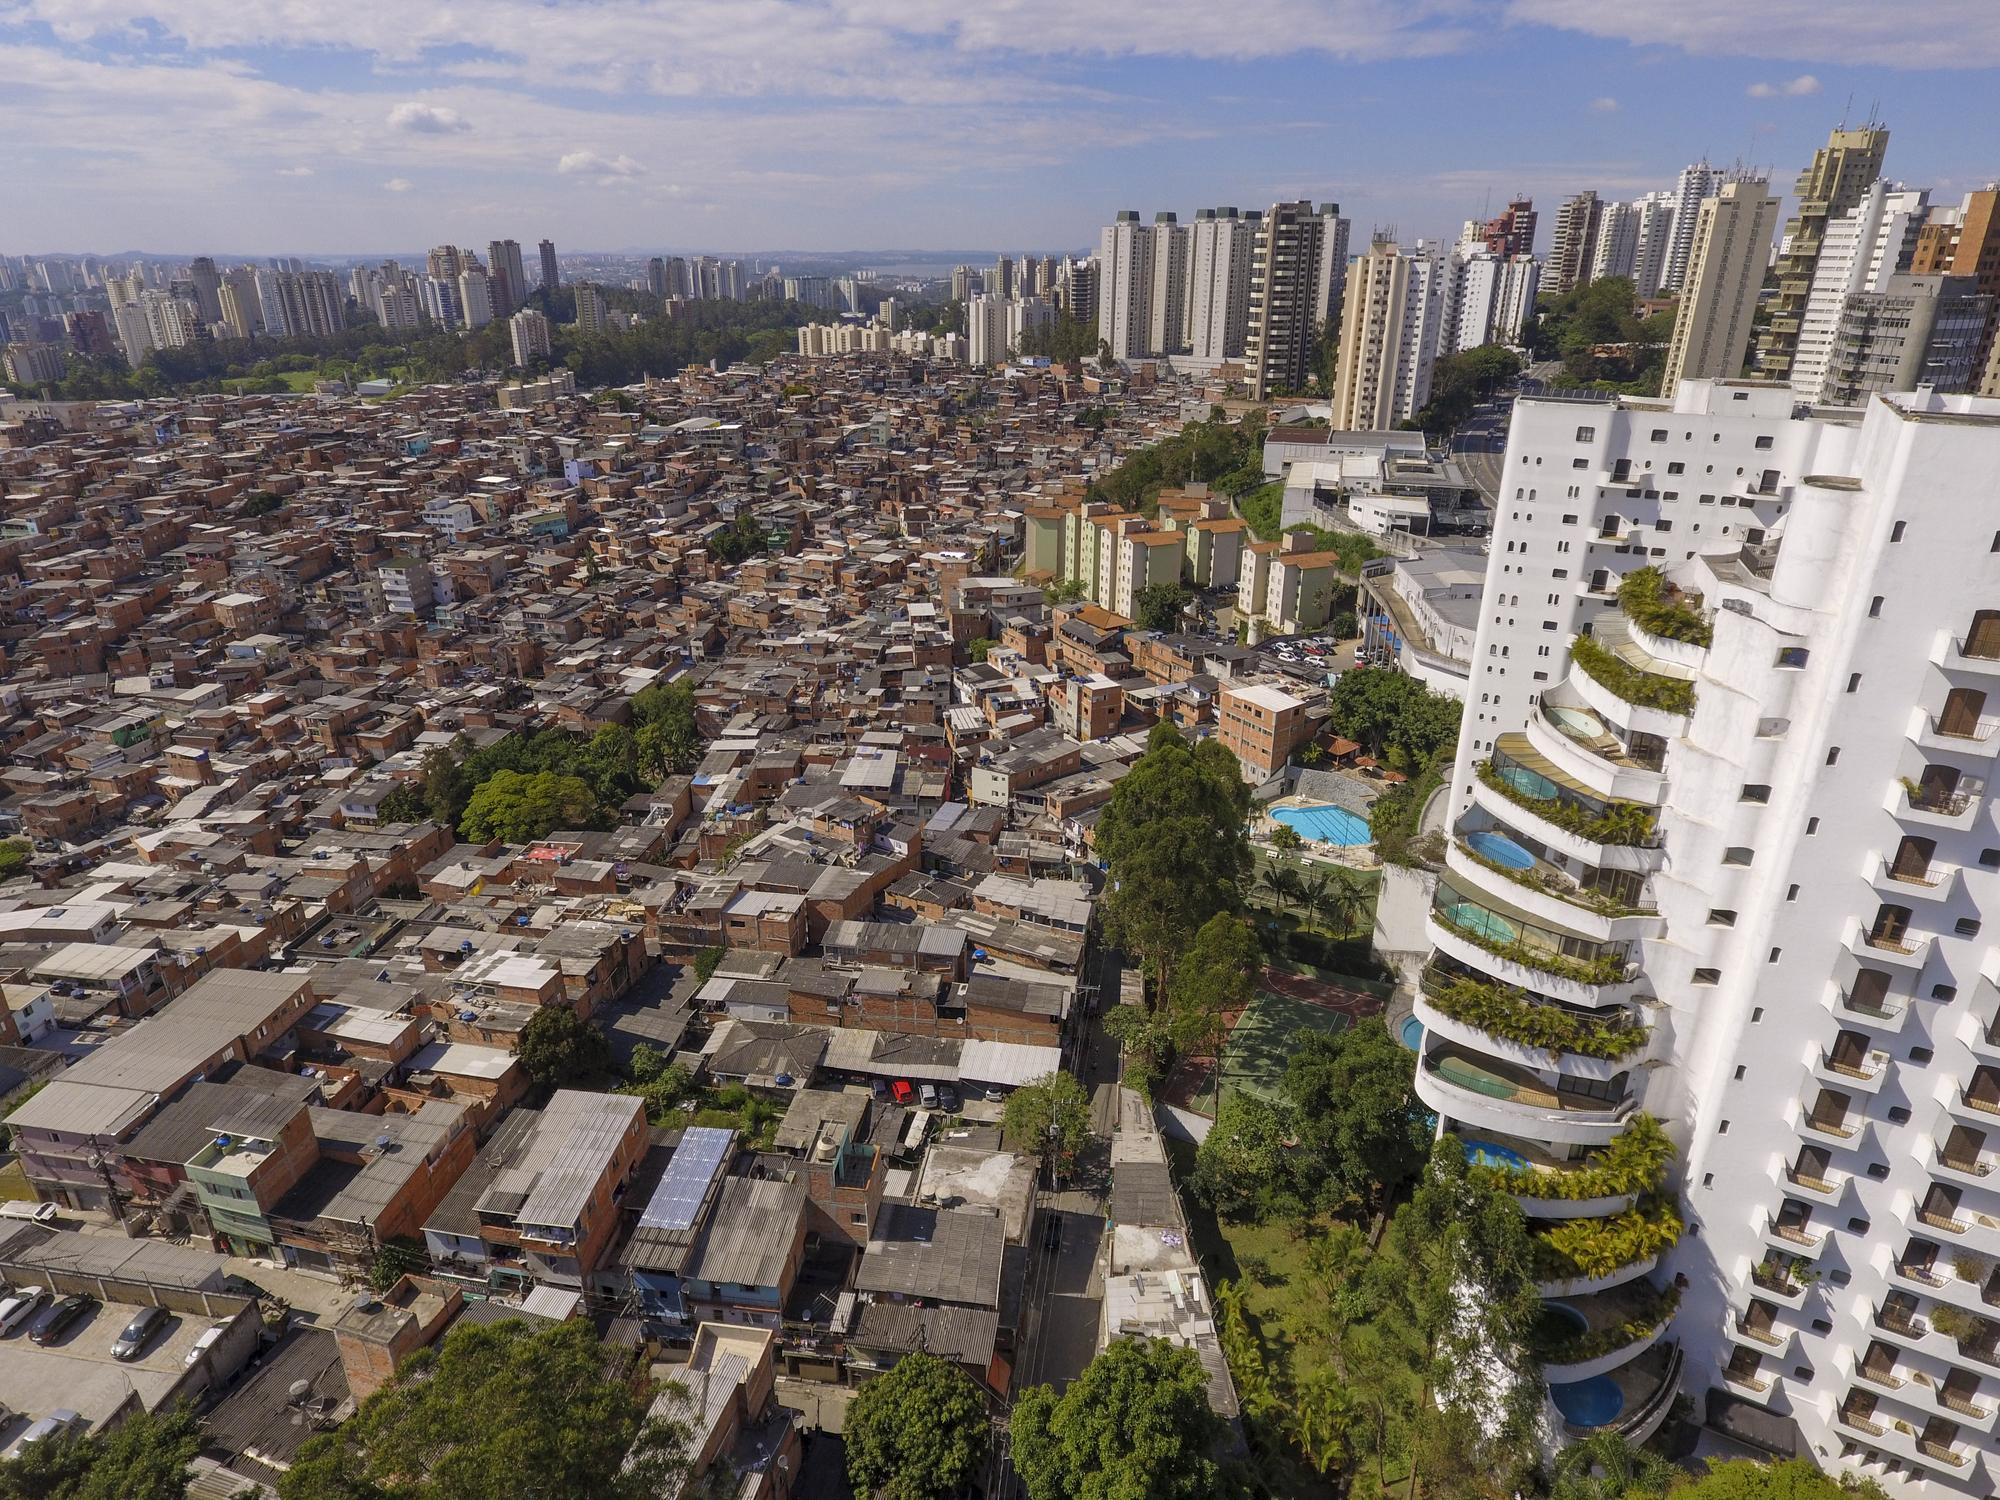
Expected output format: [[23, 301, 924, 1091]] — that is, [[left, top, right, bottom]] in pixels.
[[1938, 1151, 1995, 1179], [1822, 1049, 1889, 1082], [1734, 1320, 1784, 1348], [1786, 1167, 1837, 1194], [1960, 1089, 2000, 1119], [1919, 1207, 1970, 1235], [1877, 1309, 1930, 1340], [1769, 1219, 1822, 1247], [1856, 1363, 1906, 1391], [1861, 927, 1922, 957], [1839, 1408, 1887, 1438], [1918, 1439, 1968, 1468], [1927, 713, 2000, 745]]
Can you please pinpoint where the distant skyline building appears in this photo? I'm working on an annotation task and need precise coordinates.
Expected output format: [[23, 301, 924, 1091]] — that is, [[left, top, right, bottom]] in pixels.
[[574, 281, 608, 335], [1548, 190, 1601, 296], [1479, 197, 1537, 258], [488, 238, 525, 317], [1188, 208, 1258, 362], [1096, 211, 1154, 363], [1753, 122, 1892, 381], [1244, 199, 1347, 400], [1790, 180, 1930, 403], [509, 306, 550, 366], [538, 238, 559, 293], [1662, 177, 1781, 387], [1662, 160, 1719, 294]]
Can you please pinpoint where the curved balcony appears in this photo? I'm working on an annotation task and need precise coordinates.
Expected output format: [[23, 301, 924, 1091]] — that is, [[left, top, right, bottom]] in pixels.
[[1537, 1251, 1660, 1300], [1551, 1340, 1682, 1445], [1445, 833, 1661, 949], [1416, 964, 1652, 1081], [1569, 622, 1696, 739], [1416, 1038, 1633, 1147], [1425, 913, 1639, 1012], [1524, 691, 1668, 807], [1476, 737, 1663, 870], [1536, 1281, 1679, 1383], [1874, 856, 1961, 905]]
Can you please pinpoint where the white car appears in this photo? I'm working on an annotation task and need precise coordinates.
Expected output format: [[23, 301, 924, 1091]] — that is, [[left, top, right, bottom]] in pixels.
[[0, 1287, 47, 1335], [185, 1322, 228, 1368]]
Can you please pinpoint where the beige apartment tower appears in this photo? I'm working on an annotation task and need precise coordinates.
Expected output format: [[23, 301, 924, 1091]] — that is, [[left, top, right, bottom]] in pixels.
[[1661, 179, 1781, 389], [1752, 122, 1890, 380], [1330, 238, 1414, 431]]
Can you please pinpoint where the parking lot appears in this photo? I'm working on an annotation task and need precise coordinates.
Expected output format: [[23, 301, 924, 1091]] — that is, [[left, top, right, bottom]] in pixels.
[[1255, 633, 1361, 680], [0, 1297, 242, 1449]]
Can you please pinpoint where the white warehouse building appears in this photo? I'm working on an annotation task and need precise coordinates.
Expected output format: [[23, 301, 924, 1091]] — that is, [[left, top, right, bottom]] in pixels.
[[1413, 376, 2000, 1492]]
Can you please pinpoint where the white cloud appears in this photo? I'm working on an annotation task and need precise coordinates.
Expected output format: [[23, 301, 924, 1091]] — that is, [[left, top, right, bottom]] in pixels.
[[276, 165, 314, 177], [1746, 74, 1820, 98], [558, 150, 646, 178], [1505, 0, 2000, 69], [1589, 96, 1618, 112], [383, 176, 413, 192], [387, 101, 470, 133]]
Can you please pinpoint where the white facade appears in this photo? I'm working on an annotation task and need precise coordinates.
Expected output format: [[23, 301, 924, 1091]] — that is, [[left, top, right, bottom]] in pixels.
[[1631, 192, 1678, 299], [1791, 182, 1930, 405], [1449, 250, 1542, 352], [1590, 200, 1638, 284], [509, 308, 551, 367], [458, 266, 494, 330], [1188, 209, 1257, 361], [1425, 378, 2000, 1494], [1097, 212, 1154, 362], [1662, 180, 1781, 388], [1664, 161, 1719, 294], [1148, 214, 1191, 356]]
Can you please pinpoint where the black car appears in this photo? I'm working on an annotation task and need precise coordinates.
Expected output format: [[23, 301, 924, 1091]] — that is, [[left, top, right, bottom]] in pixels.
[[28, 1293, 96, 1347], [111, 1303, 169, 1361]]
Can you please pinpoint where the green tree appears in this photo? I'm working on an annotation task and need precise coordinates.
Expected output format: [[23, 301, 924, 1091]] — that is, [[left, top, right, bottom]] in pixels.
[[1044, 578, 1088, 605], [1551, 1431, 1676, 1500], [1283, 1020, 1429, 1210], [1171, 912, 1261, 1061], [1268, 823, 1304, 856], [0, 838, 32, 880], [1095, 723, 1252, 992], [1405, 344, 1522, 437], [966, 637, 996, 663], [1190, 1091, 1295, 1220], [844, 1351, 989, 1500], [280, 1319, 688, 1500], [459, 769, 601, 842], [1133, 580, 1193, 633], [0, 1403, 202, 1500], [375, 784, 430, 825], [1324, 669, 1461, 765], [1668, 1459, 1888, 1499], [620, 1046, 694, 1124], [1002, 1071, 1094, 1183], [514, 1004, 613, 1091], [1011, 1339, 1234, 1500]]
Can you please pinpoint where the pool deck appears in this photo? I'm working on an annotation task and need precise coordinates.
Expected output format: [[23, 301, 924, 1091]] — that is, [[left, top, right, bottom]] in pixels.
[[1260, 786, 1382, 871]]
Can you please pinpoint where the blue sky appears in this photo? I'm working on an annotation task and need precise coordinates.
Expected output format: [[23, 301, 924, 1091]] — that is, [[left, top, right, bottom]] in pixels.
[[3, 0, 1996, 258]]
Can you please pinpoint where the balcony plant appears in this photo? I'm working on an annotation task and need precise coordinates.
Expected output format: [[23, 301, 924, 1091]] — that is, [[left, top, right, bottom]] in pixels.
[[1423, 970, 1650, 1061], [1532, 1195, 1684, 1282], [1570, 634, 1696, 715], [1454, 835, 1652, 919], [1475, 761, 1658, 847], [1531, 1280, 1681, 1365], [1617, 567, 1713, 647], [1430, 901, 1631, 987], [1472, 1114, 1673, 1202]]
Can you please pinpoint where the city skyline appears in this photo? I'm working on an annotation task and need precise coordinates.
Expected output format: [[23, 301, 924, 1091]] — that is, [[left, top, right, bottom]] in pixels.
[[4, 0, 1999, 257]]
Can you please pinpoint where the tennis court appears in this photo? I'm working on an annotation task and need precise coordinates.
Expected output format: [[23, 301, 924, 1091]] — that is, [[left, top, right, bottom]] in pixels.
[[1218, 990, 1355, 1106]]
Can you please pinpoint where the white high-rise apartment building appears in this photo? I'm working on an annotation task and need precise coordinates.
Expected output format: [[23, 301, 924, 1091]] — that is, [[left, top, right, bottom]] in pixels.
[[1447, 249, 1542, 352], [1330, 237, 1445, 427], [1591, 200, 1639, 283], [1097, 211, 1154, 362], [1631, 192, 1678, 299], [509, 308, 551, 366], [968, 292, 1009, 366], [1188, 208, 1258, 362], [1148, 213, 1191, 357], [1662, 180, 1781, 388], [458, 266, 494, 330], [1790, 182, 1930, 404], [1664, 161, 1720, 294], [1417, 377, 2000, 1496]]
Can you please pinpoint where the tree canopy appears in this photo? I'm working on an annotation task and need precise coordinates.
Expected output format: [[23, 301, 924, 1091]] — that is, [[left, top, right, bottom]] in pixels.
[[1324, 667, 1462, 771], [1011, 1339, 1235, 1500], [1190, 1091, 1297, 1221], [1002, 1071, 1094, 1180], [1666, 1460, 1888, 1500], [843, 1351, 989, 1500], [1087, 412, 1267, 517], [1283, 1020, 1432, 1211], [1134, 580, 1194, 633], [0, 1403, 202, 1500], [459, 769, 601, 844], [1095, 721, 1252, 990], [1406, 343, 1522, 437], [513, 1004, 614, 1091], [1528, 277, 1677, 395], [280, 1318, 687, 1500]]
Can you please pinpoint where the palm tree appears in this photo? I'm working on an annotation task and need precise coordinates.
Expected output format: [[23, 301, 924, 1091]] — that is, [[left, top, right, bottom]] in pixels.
[[1549, 1432, 1675, 1500], [1258, 864, 1297, 913], [1298, 870, 1331, 929], [1323, 869, 1368, 938]]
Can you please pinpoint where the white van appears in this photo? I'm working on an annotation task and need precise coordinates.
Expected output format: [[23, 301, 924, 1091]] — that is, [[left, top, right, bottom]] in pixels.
[[0, 1202, 57, 1225]]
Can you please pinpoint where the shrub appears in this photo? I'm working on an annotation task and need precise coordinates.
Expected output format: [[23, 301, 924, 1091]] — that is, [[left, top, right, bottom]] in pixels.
[[1532, 1196, 1684, 1281], [1473, 1114, 1672, 1202], [1475, 761, 1657, 847], [1423, 971, 1649, 1060], [1531, 1281, 1681, 1364], [1617, 567, 1712, 647], [1430, 900, 1630, 986], [1570, 635, 1695, 715]]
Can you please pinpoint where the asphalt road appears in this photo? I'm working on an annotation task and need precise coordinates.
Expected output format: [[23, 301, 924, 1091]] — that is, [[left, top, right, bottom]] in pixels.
[[1448, 362, 1568, 501]]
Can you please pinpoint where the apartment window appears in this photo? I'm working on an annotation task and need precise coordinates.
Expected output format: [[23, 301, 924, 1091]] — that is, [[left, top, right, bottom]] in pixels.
[[1891, 520, 1906, 542], [1957, 917, 1983, 937], [1694, 968, 1722, 986], [1776, 647, 1809, 669], [1846, 673, 1861, 693], [1734, 1065, 1746, 1080], [1866, 1163, 1889, 1180], [1768, 947, 1782, 963], [1806, 817, 1819, 834], [1654, 518, 1672, 532], [1575, 426, 1595, 441], [1701, 1173, 1714, 1188], [1751, 1006, 1763, 1021], [1868, 595, 1883, 618], [1717, 1120, 1730, 1134], [1981, 848, 2000, 869], [1722, 847, 1754, 866], [1650, 429, 1668, 442], [1754, 435, 1774, 450], [1562, 514, 1577, 525], [1887, 1107, 1911, 1124], [1708, 909, 1737, 926], [1824, 747, 1839, 766], [1909, 1046, 1934, 1064], [1740, 784, 1771, 804], [1846, 1217, 1870, 1234], [1668, 462, 1685, 475], [1572, 458, 1587, 469], [1785, 884, 1799, 901]]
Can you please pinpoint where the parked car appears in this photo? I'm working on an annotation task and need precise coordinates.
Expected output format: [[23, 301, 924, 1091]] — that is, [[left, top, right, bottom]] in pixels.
[[28, 1294, 95, 1346], [890, 1079, 912, 1104], [9, 1410, 82, 1458], [0, 1288, 47, 1336], [918, 1083, 938, 1108], [110, 1304, 169, 1361], [0, 1202, 58, 1225], [184, 1321, 229, 1368], [937, 1085, 960, 1111]]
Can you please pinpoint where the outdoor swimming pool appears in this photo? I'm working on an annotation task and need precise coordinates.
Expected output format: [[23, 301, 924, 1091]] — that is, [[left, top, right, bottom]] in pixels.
[[1271, 803, 1373, 847], [1549, 1374, 1625, 1428], [1465, 829, 1536, 869], [1462, 1139, 1529, 1170], [1399, 1015, 1424, 1050]]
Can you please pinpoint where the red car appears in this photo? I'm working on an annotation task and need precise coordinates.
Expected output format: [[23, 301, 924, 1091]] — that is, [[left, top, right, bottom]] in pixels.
[[891, 1079, 913, 1104]]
